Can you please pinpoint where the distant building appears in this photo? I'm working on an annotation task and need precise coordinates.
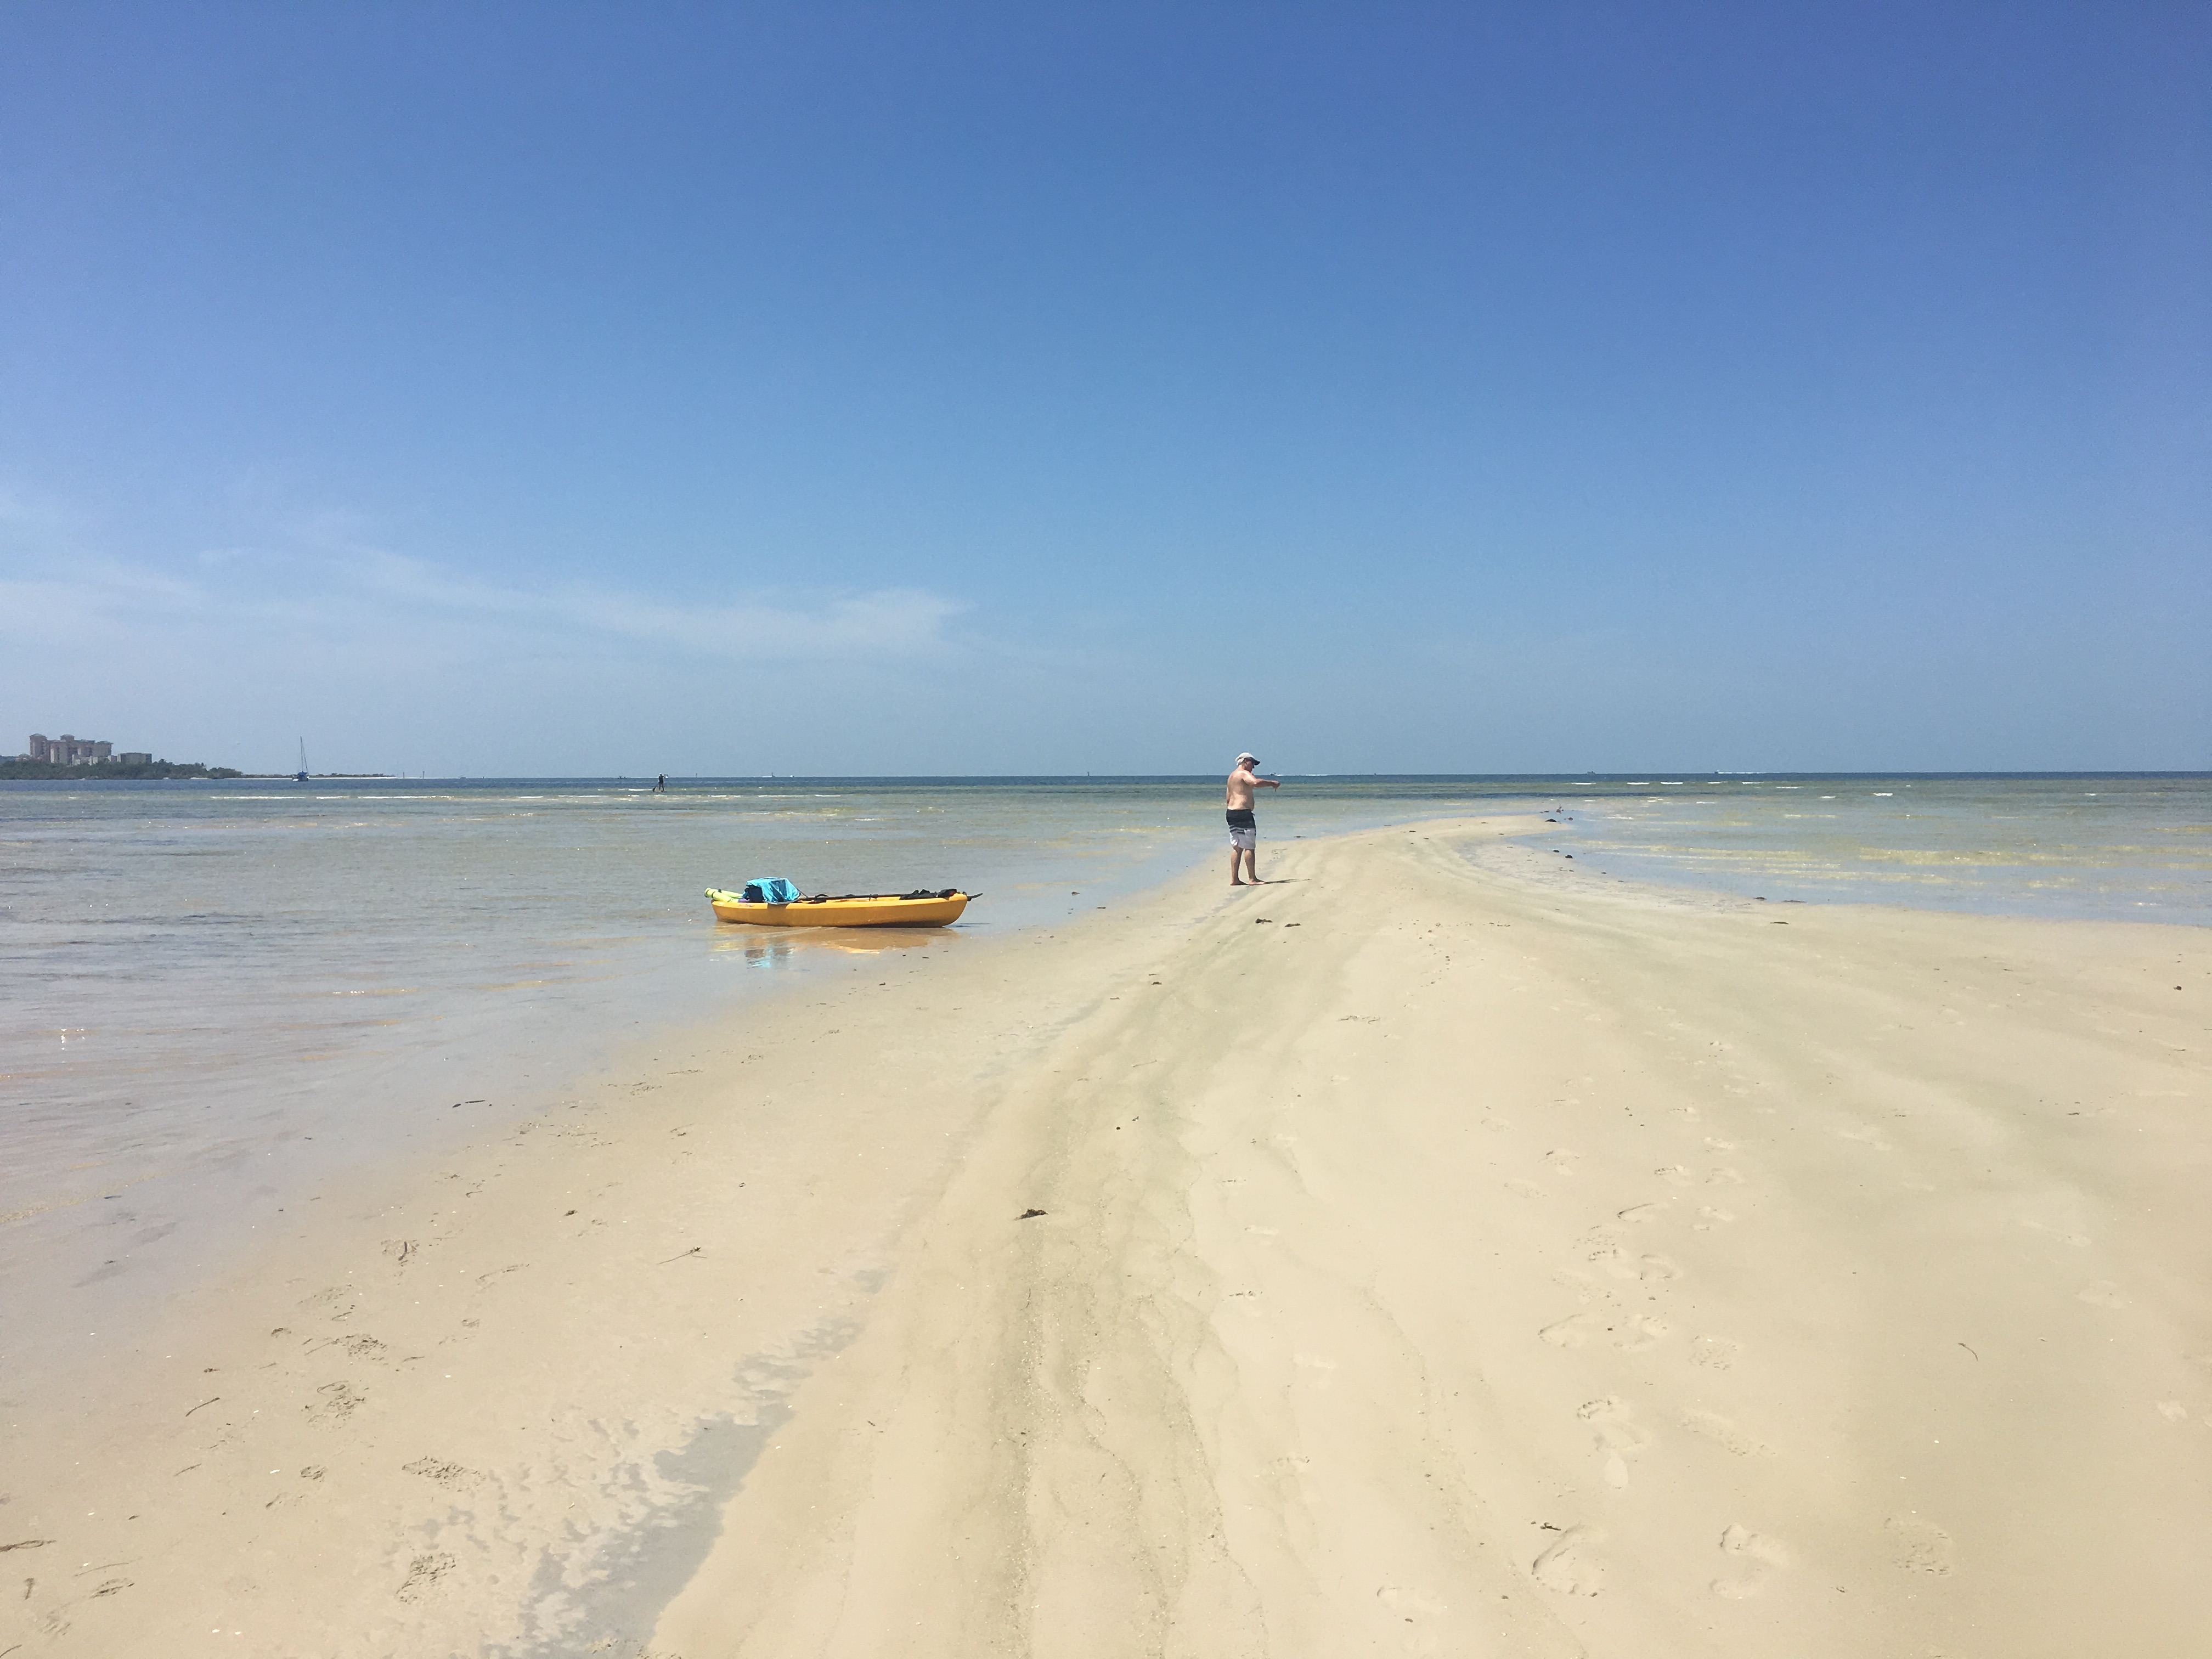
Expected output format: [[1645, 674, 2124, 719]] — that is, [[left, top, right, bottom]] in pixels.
[[25, 733, 122, 764], [119, 752, 151, 765]]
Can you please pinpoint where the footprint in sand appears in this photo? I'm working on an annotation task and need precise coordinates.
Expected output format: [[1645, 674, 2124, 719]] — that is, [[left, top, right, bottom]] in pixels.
[[1711, 1523, 1790, 1598], [1505, 1178, 1548, 1199], [1885, 1515, 1954, 1576], [1703, 1136, 1738, 1152], [402, 1457, 486, 1491], [302, 1285, 360, 1322], [1543, 1148, 1582, 1175], [1590, 1246, 1681, 1283], [308, 1381, 366, 1424], [1706, 1168, 1744, 1186], [2078, 1280, 2130, 1310], [1692, 1206, 1735, 1231], [1689, 1336, 1740, 1370], [1531, 1525, 1604, 1595], [1656, 1165, 1693, 1186], [1584, 1245, 1637, 1279], [1539, 1311, 1669, 1352], [2156, 1401, 2190, 1421], [1838, 1125, 1893, 1152], [396, 1551, 458, 1603], [1617, 1201, 1669, 1223], [1578, 1397, 1652, 1488], [1542, 1313, 1601, 1347], [1678, 1407, 1768, 1456]]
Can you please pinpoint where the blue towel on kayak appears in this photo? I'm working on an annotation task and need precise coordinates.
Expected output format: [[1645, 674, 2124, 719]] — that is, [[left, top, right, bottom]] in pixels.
[[741, 877, 802, 904]]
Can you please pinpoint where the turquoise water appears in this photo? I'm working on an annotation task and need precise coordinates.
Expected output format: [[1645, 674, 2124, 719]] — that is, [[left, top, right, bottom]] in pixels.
[[2, 772, 2205, 1384]]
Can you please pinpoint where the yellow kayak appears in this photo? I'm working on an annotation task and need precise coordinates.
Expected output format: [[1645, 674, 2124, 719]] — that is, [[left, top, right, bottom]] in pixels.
[[704, 888, 972, 928]]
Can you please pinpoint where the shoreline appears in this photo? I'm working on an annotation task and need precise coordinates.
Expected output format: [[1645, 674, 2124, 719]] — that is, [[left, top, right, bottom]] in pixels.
[[8, 815, 2209, 1656]]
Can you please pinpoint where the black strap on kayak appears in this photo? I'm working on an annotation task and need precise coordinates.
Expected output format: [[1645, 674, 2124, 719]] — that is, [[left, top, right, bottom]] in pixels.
[[794, 888, 967, 902]]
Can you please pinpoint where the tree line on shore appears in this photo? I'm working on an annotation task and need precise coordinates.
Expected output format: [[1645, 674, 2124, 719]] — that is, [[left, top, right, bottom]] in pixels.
[[0, 758, 244, 781]]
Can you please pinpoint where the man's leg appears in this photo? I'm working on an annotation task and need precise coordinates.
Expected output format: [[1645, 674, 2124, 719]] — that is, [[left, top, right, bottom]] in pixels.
[[1240, 844, 1261, 884], [1229, 844, 1246, 885]]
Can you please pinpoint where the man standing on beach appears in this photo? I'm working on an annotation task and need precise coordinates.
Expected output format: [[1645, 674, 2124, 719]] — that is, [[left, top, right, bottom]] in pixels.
[[1226, 752, 1280, 885]]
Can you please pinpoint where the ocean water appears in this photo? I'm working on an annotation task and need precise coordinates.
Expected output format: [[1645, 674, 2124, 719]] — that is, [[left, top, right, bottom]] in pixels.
[[3, 772, 2205, 1384]]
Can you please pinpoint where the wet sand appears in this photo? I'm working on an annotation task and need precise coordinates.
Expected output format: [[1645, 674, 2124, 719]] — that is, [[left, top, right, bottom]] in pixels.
[[6, 816, 2209, 1657]]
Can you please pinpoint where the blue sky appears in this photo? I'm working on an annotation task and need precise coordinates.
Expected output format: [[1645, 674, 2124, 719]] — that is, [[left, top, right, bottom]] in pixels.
[[3, 2, 2206, 775]]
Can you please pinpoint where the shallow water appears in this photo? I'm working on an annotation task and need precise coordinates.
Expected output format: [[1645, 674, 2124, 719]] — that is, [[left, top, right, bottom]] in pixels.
[[1534, 773, 2212, 926], [3, 771, 2204, 1384]]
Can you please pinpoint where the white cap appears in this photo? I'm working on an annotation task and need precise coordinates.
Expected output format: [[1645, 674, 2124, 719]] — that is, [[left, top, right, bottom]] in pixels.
[[1237, 752, 1258, 764]]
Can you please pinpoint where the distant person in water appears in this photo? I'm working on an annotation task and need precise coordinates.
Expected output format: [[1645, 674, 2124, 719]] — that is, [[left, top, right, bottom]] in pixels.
[[1224, 752, 1280, 886], [654, 774, 667, 793]]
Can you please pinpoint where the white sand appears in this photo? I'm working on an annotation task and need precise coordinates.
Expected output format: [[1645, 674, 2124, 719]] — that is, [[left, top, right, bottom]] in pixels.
[[7, 816, 2209, 1657]]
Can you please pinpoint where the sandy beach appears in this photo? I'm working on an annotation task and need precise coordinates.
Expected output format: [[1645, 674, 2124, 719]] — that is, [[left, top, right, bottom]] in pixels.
[[7, 814, 2209, 1657]]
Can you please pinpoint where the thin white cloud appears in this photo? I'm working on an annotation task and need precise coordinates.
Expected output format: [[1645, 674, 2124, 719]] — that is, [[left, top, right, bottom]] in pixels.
[[0, 491, 1125, 772], [338, 549, 964, 659], [1, 543, 968, 665]]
